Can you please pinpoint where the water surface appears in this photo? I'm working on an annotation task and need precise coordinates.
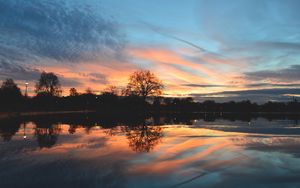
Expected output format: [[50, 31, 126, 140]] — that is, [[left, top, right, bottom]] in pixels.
[[0, 113, 300, 188]]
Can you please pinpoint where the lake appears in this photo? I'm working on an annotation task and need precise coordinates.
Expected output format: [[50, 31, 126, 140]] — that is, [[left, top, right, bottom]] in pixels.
[[0, 113, 300, 188]]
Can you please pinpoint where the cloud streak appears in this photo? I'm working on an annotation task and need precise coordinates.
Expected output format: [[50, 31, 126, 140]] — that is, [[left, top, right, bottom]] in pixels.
[[0, 60, 41, 81], [245, 65, 300, 82], [182, 84, 226, 88], [0, 60, 82, 89], [129, 48, 229, 81], [191, 88, 300, 103]]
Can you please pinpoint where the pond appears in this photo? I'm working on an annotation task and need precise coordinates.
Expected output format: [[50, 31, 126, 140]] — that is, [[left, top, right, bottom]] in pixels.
[[0, 113, 300, 188]]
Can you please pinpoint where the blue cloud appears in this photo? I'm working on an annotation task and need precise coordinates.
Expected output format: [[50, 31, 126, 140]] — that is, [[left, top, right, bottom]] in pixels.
[[0, 60, 40, 80], [245, 65, 300, 82], [0, 0, 125, 62], [88, 73, 108, 84], [0, 60, 82, 87], [191, 88, 300, 103]]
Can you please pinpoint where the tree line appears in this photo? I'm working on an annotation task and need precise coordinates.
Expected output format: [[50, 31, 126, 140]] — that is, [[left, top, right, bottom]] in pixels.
[[0, 70, 299, 113]]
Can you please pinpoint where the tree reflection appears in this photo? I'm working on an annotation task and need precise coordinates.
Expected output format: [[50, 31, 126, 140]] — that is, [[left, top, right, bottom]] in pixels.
[[68, 124, 82, 134], [103, 126, 122, 137], [123, 125, 163, 153], [0, 119, 21, 141], [35, 125, 62, 148]]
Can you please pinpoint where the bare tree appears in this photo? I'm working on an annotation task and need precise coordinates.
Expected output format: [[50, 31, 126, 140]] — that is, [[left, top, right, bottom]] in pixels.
[[69, 87, 79, 96], [103, 85, 120, 95], [125, 70, 164, 99], [35, 72, 62, 96]]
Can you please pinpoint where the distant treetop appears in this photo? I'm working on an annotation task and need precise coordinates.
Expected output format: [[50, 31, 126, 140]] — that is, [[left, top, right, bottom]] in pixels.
[[35, 72, 62, 97]]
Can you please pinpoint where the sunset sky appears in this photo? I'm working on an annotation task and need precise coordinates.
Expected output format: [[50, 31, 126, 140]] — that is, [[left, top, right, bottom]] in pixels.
[[1, 0, 300, 102]]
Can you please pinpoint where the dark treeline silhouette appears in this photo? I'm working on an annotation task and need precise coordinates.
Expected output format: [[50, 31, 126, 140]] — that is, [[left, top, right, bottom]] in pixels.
[[0, 70, 300, 113], [151, 98, 300, 113]]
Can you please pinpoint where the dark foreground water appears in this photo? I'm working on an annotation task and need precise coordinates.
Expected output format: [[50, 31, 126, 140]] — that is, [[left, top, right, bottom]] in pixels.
[[1, 113, 300, 188]]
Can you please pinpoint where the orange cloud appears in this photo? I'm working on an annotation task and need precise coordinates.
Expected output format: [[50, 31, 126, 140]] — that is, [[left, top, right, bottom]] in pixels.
[[128, 47, 249, 94], [21, 47, 252, 96], [30, 58, 139, 95], [129, 48, 223, 79]]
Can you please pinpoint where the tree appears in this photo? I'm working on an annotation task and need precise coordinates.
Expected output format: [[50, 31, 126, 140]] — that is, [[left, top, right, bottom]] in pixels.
[[69, 88, 79, 96], [35, 72, 62, 96], [0, 79, 22, 97], [85, 87, 93, 94], [103, 85, 119, 95], [125, 70, 164, 99], [0, 79, 23, 111]]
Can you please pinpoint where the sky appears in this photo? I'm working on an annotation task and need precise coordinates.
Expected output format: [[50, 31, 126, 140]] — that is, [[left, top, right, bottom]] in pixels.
[[1, 0, 300, 102]]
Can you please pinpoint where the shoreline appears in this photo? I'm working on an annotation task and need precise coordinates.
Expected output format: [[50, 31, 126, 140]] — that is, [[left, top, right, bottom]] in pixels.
[[0, 110, 94, 120], [1, 110, 300, 120]]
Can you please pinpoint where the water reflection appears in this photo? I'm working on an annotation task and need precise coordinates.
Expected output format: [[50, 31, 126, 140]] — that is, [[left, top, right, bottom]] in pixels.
[[0, 118, 21, 141], [68, 124, 79, 134], [0, 113, 300, 151], [1, 113, 300, 188], [123, 125, 163, 152], [35, 126, 61, 148]]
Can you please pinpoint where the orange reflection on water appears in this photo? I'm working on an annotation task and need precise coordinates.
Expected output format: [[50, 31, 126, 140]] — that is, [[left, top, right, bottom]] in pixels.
[[33, 127, 133, 160], [3, 119, 300, 188], [13, 122, 300, 185], [128, 127, 245, 175]]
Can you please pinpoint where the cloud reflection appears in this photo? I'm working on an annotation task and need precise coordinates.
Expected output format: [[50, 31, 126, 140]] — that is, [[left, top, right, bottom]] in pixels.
[[1, 116, 300, 187]]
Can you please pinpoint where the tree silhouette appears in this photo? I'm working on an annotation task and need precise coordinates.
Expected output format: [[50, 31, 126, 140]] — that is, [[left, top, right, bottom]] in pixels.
[[69, 87, 79, 96], [0, 79, 22, 97], [103, 85, 120, 95], [85, 87, 93, 94], [0, 79, 23, 111], [35, 72, 62, 96], [124, 70, 164, 99]]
